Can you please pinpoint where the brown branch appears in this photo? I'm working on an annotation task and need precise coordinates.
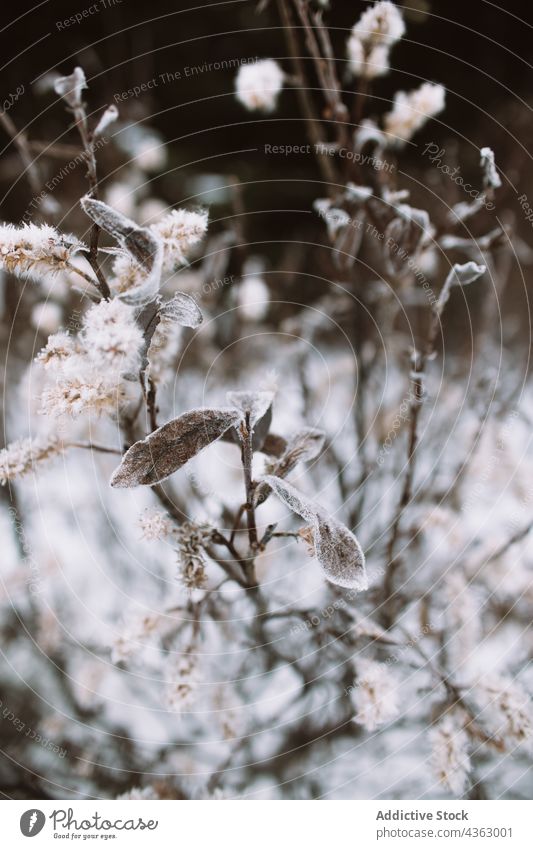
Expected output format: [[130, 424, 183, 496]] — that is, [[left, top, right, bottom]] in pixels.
[[276, 0, 337, 189]]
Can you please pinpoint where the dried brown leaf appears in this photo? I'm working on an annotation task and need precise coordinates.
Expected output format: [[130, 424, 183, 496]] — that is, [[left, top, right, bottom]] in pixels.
[[263, 475, 367, 590], [111, 408, 241, 487]]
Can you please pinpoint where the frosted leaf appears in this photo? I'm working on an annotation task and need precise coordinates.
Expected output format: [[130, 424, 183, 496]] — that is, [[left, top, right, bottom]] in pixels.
[[226, 391, 274, 426], [81, 197, 163, 299], [54, 66, 87, 109], [263, 475, 367, 590], [447, 261, 486, 288], [93, 105, 119, 138], [480, 146, 501, 190], [437, 262, 486, 314], [255, 427, 325, 505], [110, 407, 242, 487], [385, 208, 430, 273], [159, 292, 203, 328]]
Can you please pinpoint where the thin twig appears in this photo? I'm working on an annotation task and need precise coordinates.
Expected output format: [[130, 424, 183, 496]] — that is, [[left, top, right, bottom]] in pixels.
[[276, 0, 337, 188]]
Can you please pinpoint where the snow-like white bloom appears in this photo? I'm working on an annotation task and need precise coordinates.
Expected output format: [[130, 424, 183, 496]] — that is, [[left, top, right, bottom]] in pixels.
[[151, 208, 208, 271], [80, 298, 143, 373], [116, 786, 159, 800], [352, 1, 406, 47], [0, 223, 82, 283], [166, 653, 198, 712], [351, 659, 400, 730], [348, 38, 391, 79], [111, 612, 164, 664], [36, 331, 78, 369], [0, 436, 63, 485], [430, 716, 471, 795], [139, 508, 172, 541], [235, 59, 284, 113], [109, 253, 147, 296], [39, 370, 124, 418], [384, 83, 446, 146], [347, 2, 405, 78], [443, 572, 481, 673], [478, 675, 533, 750]]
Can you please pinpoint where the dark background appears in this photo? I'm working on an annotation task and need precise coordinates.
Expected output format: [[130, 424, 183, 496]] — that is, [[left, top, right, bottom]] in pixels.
[[1, 0, 533, 243]]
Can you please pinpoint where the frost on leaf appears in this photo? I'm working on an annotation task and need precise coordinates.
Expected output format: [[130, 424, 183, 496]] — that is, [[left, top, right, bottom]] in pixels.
[[447, 261, 486, 288], [438, 262, 486, 314], [226, 391, 274, 426], [110, 408, 242, 487], [81, 197, 163, 299], [159, 293, 203, 328], [220, 392, 274, 451], [54, 66, 87, 109], [255, 427, 325, 505], [93, 105, 119, 138], [263, 475, 367, 591]]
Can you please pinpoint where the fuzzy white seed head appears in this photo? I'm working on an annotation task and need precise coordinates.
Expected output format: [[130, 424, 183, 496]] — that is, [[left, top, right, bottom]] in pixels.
[[116, 786, 159, 800], [150, 208, 208, 271], [39, 370, 124, 419], [139, 508, 172, 541], [352, 1, 406, 47], [351, 659, 400, 731], [36, 331, 78, 369], [479, 675, 533, 750], [0, 223, 82, 283], [384, 83, 446, 146], [430, 716, 471, 795], [235, 59, 284, 113], [0, 436, 63, 485], [166, 654, 198, 713], [81, 298, 144, 373]]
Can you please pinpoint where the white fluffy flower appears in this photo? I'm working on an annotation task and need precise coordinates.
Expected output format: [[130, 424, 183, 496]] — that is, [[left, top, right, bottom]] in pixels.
[[0, 436, 63, 485], [0, 223, 82, 283], [430, 716, 471, 796], [351, 659, 400, 730], [81, 298, 143, 373], [39, 370, 124, 418], [352, 1, 405, 47], [36, 331, 78, 369], [347, 2, 405, 79], [166, 654, 198, 713], [478, 675, 533, 750], [116, 786, 159, 800], [384, 83, 446, 146], [151, 208, 208, 270], [139, 508, 172, 541], [235, 59, 284, 113]]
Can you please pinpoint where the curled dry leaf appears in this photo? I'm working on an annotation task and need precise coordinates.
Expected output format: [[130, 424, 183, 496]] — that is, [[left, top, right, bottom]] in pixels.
[[81, 196, 163, 299], [111, 408, 241, 487], [255, 427, 325, 506], [159, 293, 203, 328], [263, 475, 367, 591]]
